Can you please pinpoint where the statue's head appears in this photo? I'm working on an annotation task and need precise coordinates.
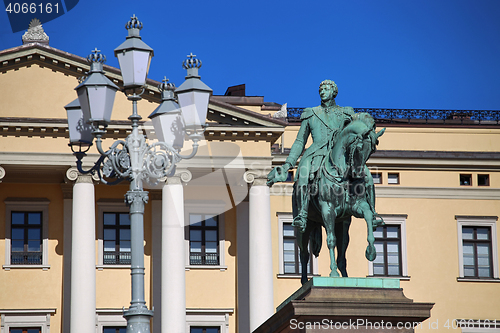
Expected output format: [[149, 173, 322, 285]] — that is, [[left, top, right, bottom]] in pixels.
[[319, 80, 338, 102]]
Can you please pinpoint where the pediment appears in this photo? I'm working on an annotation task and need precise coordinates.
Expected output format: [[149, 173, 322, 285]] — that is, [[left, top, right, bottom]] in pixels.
[[0, 43, 285, 143]]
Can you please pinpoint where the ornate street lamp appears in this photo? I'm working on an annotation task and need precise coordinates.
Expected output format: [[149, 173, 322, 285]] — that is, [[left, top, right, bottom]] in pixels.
[[65, 15, 212, 333]]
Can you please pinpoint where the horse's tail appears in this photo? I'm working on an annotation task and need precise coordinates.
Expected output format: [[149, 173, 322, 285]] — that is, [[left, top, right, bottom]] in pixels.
[[310, 224, 322, 257]]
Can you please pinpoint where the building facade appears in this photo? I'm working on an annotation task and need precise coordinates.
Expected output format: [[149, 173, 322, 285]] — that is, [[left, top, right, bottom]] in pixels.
[[0, 34, 499, 333]]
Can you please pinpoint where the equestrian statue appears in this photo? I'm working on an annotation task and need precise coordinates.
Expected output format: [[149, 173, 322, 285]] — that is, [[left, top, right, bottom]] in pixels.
[[267, 80, 385, 284]]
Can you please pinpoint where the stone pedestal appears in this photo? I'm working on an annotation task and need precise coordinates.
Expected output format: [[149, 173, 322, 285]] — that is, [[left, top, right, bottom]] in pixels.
[[253, 277, 434, 333]]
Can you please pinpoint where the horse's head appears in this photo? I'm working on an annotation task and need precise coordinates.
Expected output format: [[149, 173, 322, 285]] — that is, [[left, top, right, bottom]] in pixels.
[[346, 114, 385, 179]]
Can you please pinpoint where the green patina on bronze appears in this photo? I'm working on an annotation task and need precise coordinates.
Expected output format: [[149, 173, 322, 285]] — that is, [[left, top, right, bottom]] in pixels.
[[268, 80, 385, 284]]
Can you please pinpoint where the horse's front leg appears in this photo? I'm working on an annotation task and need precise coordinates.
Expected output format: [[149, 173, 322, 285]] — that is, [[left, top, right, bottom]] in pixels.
[[320, 202, 340, 277], [357, 201, 376, 261]]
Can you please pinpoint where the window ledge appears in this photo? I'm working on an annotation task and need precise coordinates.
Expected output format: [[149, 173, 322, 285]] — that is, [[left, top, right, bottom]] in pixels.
[[367, 275, 411, 281], [3, 265, 50, 271], [186, 265, 227, 271], [96, 265, 131, 270], [277, 274, 319, 279], [457, 277, 500, 283]]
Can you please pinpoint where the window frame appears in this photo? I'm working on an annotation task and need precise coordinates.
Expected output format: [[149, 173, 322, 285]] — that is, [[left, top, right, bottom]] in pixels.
[[185, 309, 232, 333], [277, 213, 318, 278], [3, 198, 50, 270], [184, 201, 226, 270], [102, 212, 132, 266], [387, 173, 400, 185], [456, 216, 499, 280], [0, 309, 55, 333], [188, 215, 220, 266], [96, 309, 127, 333], [368, 215, 409, 279], [97, 200, 130, 270], [371, 172, 382, 184]]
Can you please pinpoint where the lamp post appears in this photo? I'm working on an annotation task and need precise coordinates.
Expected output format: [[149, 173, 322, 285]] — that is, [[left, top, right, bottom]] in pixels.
[[65, 15, 212, 333]]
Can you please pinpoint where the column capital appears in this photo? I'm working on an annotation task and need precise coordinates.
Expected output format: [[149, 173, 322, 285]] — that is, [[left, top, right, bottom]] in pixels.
[[0, 166, 5, 183], [244, 169, 269, 186], [166, 168, 192, 185], [65, 167, 98, 184]]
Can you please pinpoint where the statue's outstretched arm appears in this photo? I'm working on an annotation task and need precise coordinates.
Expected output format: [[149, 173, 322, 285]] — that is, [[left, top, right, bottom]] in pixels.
[[267, 118, 310, 186]]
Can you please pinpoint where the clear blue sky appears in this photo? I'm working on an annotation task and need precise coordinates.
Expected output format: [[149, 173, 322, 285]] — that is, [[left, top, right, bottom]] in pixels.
[[1, 0, 499, 110]]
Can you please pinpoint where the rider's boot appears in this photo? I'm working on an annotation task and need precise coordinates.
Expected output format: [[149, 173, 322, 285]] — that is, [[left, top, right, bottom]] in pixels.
[[292, 184, 309, 232]]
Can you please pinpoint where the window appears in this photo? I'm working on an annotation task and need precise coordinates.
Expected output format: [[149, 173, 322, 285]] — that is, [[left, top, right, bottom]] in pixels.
[[478, 174, 490, 186], [368, 215, 408, 278], [371, 172, 382, 184], [372, 225, 402, 276], [4, 198, 50, 270], [460, 174, 472, 186], [103, 213, 131, 265], [191, 328, 220, 333], [186, 308, 232, 333], [184, 201, 226, 270], [189, 214, 219, 265], [103, 328, 126, 333], [10, 212, 42, 265], [0, 309, 55, 333], [283, 222, 312, 275], [97, 200, 130, 269], [462, 226, 493, 278], [96, 309, 127, 333], [457, 216, 499, 280], [277, 213, 318, 277], [286, 170, 293, 182], [387, 173, 399, 184]]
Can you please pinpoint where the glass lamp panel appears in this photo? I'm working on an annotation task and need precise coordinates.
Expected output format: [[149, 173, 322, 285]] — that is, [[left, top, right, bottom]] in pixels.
[[80, 85, 116, 123], [77, 88, 91, 122], [67, 107, 92, 143], [177, 90, 210, 128], [117, 49, 151, 88], [151, 113, 184, 149]]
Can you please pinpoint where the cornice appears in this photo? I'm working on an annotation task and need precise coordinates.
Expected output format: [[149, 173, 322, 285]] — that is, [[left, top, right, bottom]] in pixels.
[[0, 117, 283, 143], [269, 183, 500, 200]]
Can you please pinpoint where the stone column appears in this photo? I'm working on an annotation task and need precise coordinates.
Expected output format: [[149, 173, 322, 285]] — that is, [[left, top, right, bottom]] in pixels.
[[162, 169, 192, 333], [66, 168, 96, 333], [244, 169, 274, 331]]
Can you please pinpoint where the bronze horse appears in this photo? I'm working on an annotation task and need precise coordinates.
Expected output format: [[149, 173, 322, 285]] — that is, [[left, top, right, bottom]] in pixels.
[[295, 113, 385, 284]]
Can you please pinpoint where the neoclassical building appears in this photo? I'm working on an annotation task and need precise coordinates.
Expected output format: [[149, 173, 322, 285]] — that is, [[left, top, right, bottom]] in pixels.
[[0, 25, 499, 333]]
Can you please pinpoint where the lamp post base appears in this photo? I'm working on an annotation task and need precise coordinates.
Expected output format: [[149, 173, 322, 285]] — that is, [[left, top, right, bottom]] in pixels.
[[124, 307, 154, 333]]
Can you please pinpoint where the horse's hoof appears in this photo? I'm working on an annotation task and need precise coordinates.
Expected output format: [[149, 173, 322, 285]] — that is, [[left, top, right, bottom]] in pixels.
[[365, 245, 376, 261], [329, 270, 340, 277]]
